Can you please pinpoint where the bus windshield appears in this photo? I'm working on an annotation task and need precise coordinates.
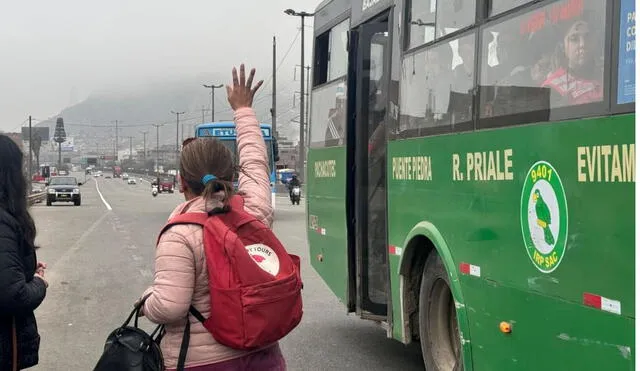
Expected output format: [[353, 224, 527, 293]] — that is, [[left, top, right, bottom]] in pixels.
[[219, 139, 274, 173]]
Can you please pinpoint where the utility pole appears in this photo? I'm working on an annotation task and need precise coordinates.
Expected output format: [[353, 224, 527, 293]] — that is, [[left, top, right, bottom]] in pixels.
[[171, 110, 185, 165], [140, 131, 148, 161], [284, 8, 314, 181], [305, 65, 311, 128], [203, 84, 223, 122], [271, 36, 278, 140], [152, 123, 164, 183], [294, 64, 311, 135], [171, 111, 185, 185], [112, 120, 119, 162], [202, 106, 206, 124], [128, 136, 133, 160]]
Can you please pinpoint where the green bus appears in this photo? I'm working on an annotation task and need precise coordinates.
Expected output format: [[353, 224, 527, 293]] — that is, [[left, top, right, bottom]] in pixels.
[[306, 0, 635, 369]]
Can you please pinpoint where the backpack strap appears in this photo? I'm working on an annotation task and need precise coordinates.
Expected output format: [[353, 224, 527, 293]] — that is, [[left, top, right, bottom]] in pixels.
[[156, 212, 209, 245], [161, 211, 217, 371]]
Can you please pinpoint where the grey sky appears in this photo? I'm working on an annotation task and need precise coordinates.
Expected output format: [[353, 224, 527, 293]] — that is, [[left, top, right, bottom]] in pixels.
[[0, 0, 318, 132]]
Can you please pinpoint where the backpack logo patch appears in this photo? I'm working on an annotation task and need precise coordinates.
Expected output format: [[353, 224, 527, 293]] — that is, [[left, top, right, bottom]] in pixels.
[[245, 244, 280, 276]]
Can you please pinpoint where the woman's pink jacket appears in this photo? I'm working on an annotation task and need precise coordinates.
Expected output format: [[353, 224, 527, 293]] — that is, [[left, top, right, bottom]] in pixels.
[[141, 107, 274, 370]]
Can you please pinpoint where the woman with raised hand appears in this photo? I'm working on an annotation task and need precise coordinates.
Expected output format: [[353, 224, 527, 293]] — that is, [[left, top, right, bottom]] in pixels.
[[139, 65, 284, 371]]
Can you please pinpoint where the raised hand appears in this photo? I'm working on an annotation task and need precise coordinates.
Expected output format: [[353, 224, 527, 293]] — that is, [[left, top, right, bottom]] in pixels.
[[226, 64, 264, 110]]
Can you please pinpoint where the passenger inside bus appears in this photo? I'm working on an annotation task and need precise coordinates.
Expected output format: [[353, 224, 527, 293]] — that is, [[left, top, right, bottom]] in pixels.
[[479, 5, 605, 124], [324, 94, 346, 144], [542, 19, 604, 107]]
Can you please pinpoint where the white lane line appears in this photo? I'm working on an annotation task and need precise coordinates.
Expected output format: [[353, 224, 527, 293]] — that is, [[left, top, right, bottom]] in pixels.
[[45, 211, 111, 284], [94, 178, 113, 211]]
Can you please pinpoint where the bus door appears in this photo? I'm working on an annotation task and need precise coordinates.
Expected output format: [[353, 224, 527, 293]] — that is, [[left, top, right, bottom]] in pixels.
[[352, 15, 391, 319]]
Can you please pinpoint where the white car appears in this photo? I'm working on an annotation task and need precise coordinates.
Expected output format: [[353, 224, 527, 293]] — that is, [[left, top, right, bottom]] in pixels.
[[127, 178, 137, 185]]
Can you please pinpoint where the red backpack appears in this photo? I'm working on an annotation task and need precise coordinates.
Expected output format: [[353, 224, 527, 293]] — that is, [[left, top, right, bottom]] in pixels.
[[157, 195, 303, 352]]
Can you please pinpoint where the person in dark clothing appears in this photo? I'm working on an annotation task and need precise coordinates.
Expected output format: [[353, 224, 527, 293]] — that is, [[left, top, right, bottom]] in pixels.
[[287, 175, 301, 196], [0, 134, 48, 370]]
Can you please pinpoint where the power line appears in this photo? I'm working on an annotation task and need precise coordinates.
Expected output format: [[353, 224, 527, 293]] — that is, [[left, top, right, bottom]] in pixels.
[[29, 113, 205, 128], [254, 29, 301, 104]]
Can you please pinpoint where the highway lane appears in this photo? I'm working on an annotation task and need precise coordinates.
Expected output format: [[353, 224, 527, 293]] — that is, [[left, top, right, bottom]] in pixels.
[[30, 173, 424, 370]]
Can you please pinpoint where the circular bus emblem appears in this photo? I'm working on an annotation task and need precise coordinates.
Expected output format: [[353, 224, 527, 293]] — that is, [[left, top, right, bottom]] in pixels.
[[520, 161, 569, 273]]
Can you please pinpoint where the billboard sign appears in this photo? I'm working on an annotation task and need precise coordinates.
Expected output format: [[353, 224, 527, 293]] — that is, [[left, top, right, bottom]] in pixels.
[[21, 127, 50, 143], [51, 137, 74, 152]]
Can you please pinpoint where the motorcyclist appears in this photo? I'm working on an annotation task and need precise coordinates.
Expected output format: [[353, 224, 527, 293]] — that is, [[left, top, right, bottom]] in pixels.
[[288, 174, 301, 197]]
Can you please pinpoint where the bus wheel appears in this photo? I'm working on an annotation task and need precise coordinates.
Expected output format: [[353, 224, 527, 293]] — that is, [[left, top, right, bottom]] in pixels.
[[419, 250, 462, 371]]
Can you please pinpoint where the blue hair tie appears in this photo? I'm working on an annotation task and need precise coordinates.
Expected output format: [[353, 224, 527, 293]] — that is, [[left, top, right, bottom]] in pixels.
[[201, 174, 217, 185]]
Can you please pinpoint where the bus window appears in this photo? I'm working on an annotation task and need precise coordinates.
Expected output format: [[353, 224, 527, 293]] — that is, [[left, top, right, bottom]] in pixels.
[[616, 0, 635, 105], [405, 0, 436, 50], [399, 33, 476, 136], [480, 0, 607, 128], [436, 0, 476, 36], [310, 80, 347, 147], [328, 19, 349, 80], [490, 0, 534, 17], [314, 32, 330, 86], [314, 19, 350, 86]]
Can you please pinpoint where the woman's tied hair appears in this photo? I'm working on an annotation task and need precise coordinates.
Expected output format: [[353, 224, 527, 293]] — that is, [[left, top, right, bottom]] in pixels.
[[179, 138, 235, 203]]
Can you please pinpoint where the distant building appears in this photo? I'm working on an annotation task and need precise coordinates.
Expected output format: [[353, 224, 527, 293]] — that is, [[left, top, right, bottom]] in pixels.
[[276, 140, 298, 170]]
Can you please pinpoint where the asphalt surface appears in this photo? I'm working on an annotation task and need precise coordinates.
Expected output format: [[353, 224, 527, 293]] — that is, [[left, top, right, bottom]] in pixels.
[[30, 172, 424, 370]]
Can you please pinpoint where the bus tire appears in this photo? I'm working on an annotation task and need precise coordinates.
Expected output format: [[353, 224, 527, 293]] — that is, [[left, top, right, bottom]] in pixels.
[[419, 250, 462, 371]]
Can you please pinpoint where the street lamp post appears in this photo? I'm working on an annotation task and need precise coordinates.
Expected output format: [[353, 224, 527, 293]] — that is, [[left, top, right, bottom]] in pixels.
[[203, 84, 223, 122], [284, 8, 314, 181]]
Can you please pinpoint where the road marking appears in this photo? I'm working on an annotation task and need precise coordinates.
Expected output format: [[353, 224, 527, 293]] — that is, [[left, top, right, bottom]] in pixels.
[[45, 211, 111, 284], [94, 179, 113, 210]]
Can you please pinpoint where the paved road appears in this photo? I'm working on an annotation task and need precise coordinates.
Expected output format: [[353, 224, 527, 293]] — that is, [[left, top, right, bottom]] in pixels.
[[31, 173, 424, 370]]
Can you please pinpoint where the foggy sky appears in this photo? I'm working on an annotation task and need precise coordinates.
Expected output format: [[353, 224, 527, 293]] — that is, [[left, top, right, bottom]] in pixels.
[[0, 0, 318, 132]]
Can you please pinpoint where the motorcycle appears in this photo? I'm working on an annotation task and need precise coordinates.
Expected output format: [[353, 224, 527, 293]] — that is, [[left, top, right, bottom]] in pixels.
[[152, 185, 158, 197], [290, 186, 301, 205]]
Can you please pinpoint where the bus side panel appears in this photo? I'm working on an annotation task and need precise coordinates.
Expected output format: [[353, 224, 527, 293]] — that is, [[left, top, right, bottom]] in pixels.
[[307, 146, 350, 305], [462, 276, 634, 370], [387, 114, 635, 369]]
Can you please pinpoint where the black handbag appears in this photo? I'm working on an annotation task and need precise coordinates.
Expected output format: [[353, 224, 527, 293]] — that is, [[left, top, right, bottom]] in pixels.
[[93, 299, 165, 371]]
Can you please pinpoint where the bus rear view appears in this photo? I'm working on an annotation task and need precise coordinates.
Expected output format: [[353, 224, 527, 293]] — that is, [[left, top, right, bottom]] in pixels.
[[194, 122, 278, 209]]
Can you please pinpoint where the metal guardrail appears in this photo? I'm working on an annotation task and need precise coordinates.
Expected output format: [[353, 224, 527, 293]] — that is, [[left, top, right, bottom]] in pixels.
[[28, 192, 46, 205]]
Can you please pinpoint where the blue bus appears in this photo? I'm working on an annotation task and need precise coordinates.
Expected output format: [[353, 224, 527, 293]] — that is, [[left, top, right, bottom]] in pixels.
[[194, 122, 279, 210]]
